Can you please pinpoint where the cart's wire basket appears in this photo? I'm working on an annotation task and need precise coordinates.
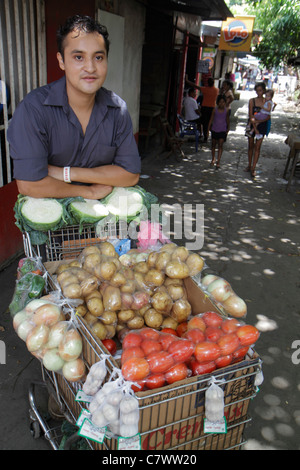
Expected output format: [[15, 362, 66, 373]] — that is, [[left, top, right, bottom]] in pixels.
[[23, 220, 131, 262]]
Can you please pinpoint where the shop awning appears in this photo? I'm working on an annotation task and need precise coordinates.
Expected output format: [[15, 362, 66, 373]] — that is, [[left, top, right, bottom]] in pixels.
[[147, 0, 233, 21]]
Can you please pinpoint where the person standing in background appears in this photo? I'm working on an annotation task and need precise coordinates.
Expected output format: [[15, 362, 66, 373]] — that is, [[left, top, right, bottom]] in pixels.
[[198, 78, 219, 142], [208, 94, 230, 169]]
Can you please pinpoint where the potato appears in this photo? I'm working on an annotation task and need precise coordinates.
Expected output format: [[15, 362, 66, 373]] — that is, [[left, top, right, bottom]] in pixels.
[[122, 267, 135, 281], [159, 243, 177, 253], [164, 277, 183, 287], [63, 282, 82, 299], [86, 297, 104, 317], [185, 253, 204, 276], [103, 286, 122, 311], [171, 246, 189, 262], [147, 251, 159, 268], [131, 291, 151, 310], [118, 309, 135, 323], [75, 304, 88, 317], [85, 289, 102, 301], [134, 272, 148, 292], [84, 312, 98, 326], [92, 321, 107, 340], [70, 267, 90, 282], [94, 260, 117, 281], [151, 291, 173, 314], [170, 298, 192, 323], [121, 292, 134, 309], [161, 317, 178, 330], [144, 309, 163, 328], [56, 263, 72, 274], [167, 283, 186, 301], [101, 310, 117, 325], [81, 245, 101, 257], [57, 270, 76, 286], [138, 304, 152, 317], [109, 271, 127, 287], [70, 260, 82, 268], [165, 260, 189, 279], [60, 274, 80, 288], [134, 261, 149, 274], [155, 251, 172, 271], [127, 315, 145, 329], [120, 280, 136, 294], [100, 241, 118, 257], [83, 253, 102, 273], [80, 275, 99, 297], [144, 269, 165, 287], [105, 324, 116, 339]]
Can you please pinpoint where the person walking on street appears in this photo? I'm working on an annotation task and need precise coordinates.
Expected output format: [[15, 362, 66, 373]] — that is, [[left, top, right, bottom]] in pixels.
[[208, 94, 230, 169], [198, 78, 219, 142], [245, 82, 269, 178]]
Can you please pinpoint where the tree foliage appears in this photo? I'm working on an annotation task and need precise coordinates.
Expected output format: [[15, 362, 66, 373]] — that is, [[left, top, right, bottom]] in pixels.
[[225, 0, 300, 68]]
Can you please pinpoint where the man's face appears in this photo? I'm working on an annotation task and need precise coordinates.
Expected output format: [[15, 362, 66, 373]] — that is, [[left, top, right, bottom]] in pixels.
[[57, 29, 108, 98]]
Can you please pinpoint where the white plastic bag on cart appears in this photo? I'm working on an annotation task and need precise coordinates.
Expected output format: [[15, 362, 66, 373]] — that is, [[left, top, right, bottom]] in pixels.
[[82, 353, 110, 396], [205, 376, 225, 423]]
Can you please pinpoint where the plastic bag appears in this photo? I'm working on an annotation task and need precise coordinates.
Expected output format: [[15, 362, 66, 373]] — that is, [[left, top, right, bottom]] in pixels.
[[200, 274, 247, 318], [9, 271, 46, 316], [82, 354, 109, 396], [205, 377, 225, 423]]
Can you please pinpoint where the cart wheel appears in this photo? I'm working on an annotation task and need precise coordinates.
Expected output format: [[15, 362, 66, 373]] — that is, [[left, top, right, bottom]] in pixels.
[[30, 419, 42, 439]]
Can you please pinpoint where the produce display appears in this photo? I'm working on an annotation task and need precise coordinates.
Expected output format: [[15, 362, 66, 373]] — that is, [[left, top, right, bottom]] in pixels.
[[53, 241, 205, 341], [119, 313, 260, 391], [201, 274, 248, 318]]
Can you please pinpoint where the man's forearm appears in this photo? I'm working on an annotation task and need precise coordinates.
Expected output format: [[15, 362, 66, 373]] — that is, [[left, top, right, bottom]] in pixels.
[[16, 176, 113, 200], [70, 165, 140, 187]]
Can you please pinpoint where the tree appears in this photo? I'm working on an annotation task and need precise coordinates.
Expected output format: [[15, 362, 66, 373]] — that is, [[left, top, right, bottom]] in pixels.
[[225, 0, 300, 68]]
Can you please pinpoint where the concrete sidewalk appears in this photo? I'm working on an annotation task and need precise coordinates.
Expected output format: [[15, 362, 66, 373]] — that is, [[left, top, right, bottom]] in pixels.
[[0, 90, 299, 450]]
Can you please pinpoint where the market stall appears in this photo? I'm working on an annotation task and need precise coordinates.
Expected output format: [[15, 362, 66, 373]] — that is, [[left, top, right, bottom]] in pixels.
[[9, 186, 263, 451]]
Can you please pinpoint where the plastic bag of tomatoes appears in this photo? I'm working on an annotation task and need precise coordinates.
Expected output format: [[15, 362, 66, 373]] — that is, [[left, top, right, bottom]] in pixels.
[[120, 327, 195, 391], [120, 313, 260, 391]]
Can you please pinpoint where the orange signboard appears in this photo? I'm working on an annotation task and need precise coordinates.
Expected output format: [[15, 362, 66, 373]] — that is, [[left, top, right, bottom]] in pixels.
[[219, 16, 255, 52]]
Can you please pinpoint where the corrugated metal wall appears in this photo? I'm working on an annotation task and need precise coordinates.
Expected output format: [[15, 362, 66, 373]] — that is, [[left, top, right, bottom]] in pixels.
[[0, 0, 47, 187]]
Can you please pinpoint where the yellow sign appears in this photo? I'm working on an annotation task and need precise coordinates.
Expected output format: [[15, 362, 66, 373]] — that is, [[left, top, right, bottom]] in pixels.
[[219, 16, 255, 52]]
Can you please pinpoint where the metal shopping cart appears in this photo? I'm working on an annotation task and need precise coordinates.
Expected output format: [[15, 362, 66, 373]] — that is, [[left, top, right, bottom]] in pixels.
[[23, 224, 263, 451]]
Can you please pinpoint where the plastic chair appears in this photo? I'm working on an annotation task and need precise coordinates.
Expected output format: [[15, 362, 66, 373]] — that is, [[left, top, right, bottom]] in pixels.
[[177, 114, 200, 152]]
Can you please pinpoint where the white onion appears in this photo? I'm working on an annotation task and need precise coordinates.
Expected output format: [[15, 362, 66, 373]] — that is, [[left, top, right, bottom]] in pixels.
[[119, 423, 138, 437], [47, 321, 68, 349], [201, 274, 219, 288], [17, 319, 35, 341], [121, 410, 139, 426], [62, 358, 86, 382], [222, 294, 247, 318], [120, 396, 139, 414], [43, 348, 65, 371], [33, 303, 62, 327], [92, 409, 107, 428], [207, 278, 232, 302], [102, 403, 119, 422], [58, 328, 83, 361], [13, 310, 28, 331], [25, 299, 52, 314], [26, 324, 50, 352]]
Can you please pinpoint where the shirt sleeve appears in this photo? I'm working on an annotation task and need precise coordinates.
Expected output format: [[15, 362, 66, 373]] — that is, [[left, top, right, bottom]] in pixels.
[[7, 99, 49, 181], [111, 106, 141, 174]]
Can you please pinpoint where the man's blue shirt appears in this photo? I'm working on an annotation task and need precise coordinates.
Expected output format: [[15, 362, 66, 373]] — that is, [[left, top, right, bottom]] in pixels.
[[7, 76, 141, 181]]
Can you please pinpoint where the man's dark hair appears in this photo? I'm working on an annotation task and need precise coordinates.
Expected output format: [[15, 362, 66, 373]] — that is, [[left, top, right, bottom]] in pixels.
[[57, 15, 110, 58], [208, 77, 214, 87]]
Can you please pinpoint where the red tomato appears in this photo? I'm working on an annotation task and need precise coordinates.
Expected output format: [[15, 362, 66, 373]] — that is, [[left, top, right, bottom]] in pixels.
[[102, 339, 117, 355], [176, 322, 188, 337], [190, 359, 216, 376], [236, 325, 260, 346], [218, 333, 240, 356], [131, 379, 146, 392], [145, 373, 166, 390], [232, 346, 249, 361], [147, 350, 175, 374], [122, 332, 142, 350], [141, 338, 162, 356], [183, 328, 206, 344], [121, 346, 145, 365], [194, 342, 221, 363], [205, 326, 223, 342], [161, 328, 178, 336], [187, 316, 206, 332], [165, 363, 189, 384], [121, 357, 150, 381], [215, 354, 233, 369], [168, 339, 195, 363], [221, 318, 241, 334], [159, 333, 178, 351], [139, 328, 160, 341], [202, 311, 223, 328]]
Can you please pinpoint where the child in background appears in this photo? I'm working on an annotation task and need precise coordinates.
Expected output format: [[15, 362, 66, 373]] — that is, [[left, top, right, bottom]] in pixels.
[[249, 89, 276, 140], [208, 95, 230, 169]]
